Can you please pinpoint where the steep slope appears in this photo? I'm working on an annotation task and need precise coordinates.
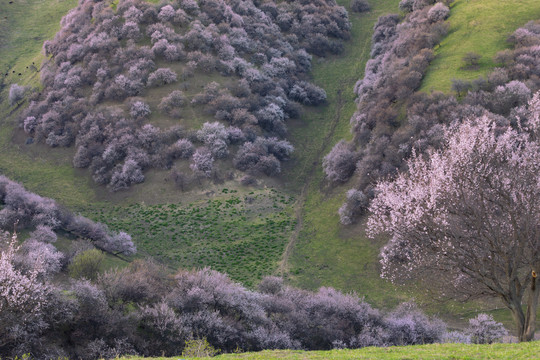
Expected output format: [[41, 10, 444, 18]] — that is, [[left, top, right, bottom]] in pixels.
[[0, 0, 392, 291]]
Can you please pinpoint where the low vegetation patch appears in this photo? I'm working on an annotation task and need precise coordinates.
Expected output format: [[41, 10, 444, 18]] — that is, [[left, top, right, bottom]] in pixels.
[[85, 188, 296, 286]]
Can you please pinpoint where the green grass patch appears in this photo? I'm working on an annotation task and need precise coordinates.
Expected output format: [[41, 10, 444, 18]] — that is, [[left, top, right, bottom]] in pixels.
[[283, 0, 403, 308], [420, 0, 540, 93], [83, 188, 296, 287], [0, 0, 99, 208], [127, 342, 540, 360]]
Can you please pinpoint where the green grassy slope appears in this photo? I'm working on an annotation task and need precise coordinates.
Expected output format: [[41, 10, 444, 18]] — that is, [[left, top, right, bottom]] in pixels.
[[84, 188, 296, 287], [128, 342, 540, 360], [282, 0, 404, 308], [282, 0, 540, 328], [420, 0, 540, 93], [0, 0, 95, 208]]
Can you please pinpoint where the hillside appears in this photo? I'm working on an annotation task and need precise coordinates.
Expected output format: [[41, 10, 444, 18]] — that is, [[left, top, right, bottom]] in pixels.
[[0, 0, 403, 298], [1, 0, 540, 346]]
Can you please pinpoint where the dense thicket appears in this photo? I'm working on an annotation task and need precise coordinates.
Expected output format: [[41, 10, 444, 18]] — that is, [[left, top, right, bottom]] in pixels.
[[23, 0, 351, 190], [1, 230, 447, 360], [0, 175, 135, 255], [325, 1, 540, 224]]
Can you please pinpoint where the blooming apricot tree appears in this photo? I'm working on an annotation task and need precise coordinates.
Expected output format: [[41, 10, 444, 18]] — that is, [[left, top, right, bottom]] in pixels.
[[368, 94, 540, 341], [0, 232, 48, 315]]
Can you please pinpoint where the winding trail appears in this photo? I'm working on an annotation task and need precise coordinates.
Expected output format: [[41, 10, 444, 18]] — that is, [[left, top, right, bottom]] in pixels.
[[277, 25, 374, 276], [278, 89, 345, 276]]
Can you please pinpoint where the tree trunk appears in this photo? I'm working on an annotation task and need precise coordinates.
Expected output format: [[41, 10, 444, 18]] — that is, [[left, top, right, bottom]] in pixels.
[[510, 302, 526, 341], [522, 273, 539, 341]]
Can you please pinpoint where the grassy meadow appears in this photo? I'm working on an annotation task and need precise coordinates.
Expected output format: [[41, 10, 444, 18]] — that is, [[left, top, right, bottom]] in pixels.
[[127, 342, 540, 360], [420, 0, 540, 93]]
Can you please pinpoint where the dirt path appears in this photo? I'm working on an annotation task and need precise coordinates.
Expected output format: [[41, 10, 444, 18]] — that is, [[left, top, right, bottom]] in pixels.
[[278, 89, 345, 276]]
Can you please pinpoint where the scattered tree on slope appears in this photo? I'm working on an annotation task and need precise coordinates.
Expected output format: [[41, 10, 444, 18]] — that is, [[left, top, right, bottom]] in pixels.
[[22, 0, 351, 190]]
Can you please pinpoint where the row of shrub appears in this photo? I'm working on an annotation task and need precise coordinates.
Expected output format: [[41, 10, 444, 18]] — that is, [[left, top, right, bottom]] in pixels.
[[324, 1, 540, 224], [0, 175, 135, 255], [1, 228, 508, 360], [20, 0, 351, 190]]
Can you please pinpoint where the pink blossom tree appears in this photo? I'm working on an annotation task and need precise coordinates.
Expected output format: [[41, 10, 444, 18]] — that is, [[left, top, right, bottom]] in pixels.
[[367, 96, 540, 341], [0, 232, 51, 351]]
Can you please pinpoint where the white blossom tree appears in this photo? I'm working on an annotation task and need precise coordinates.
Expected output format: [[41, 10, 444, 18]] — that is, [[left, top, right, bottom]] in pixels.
[[0, 231, 50, 350], [368, 94, 540, 341]]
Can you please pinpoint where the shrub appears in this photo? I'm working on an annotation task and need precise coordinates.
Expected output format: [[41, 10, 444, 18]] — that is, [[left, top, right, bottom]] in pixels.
[[147, 68, 177, 86], [109, 159, 145, 192], [18, 239, 63, 276], [427, 3, 450, 23], [181, 338, 219, 358], [442, 331, 471, 344], [451, 78, 472, 96], [9, 84, 26, 106], [462, 52, 482, 69], [190, 148, 214, 177], [351, 0, 371, 13], [68, 248, 105, 281], [158, 5, 175, 22], [466, 314, 508, 344], [130, 100, 151, 120], [240, 175, 257, 186], [323, 140, 357, 183], [399, 0, 414, 13], [338, 189, 369, 225], [29, 225, 57, 243], [159, 90, 186, 118], [171, 138, 194, 159], [0, 232, 52, 355], [384, 302, 446, 345]]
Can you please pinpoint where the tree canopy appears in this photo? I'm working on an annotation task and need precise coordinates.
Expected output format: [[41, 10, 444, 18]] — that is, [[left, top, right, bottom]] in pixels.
[[368, 94, 540, 341]]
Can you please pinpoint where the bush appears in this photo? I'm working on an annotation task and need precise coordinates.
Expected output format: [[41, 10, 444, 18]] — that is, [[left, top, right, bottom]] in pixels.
[[384, 302, 446, 345], [9, 84, 26, 106], [442, 331, 471, 344], [338, 189, 369, 225], [68, 248, 105, 281], [181, 338, 219, 358], [351, 0, 371, 13], [466, 314, 508, 344], [462, 52, 482, 69], [323, 140, 357, 183], [190, 148, 214, 177], [399, 0, 414, 13], [427, 3, 450, 23], [29, 224, 57, 243], [159, 90, 186, 118], [130, 101, 151, 120], [147, 68, 177, 86]]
